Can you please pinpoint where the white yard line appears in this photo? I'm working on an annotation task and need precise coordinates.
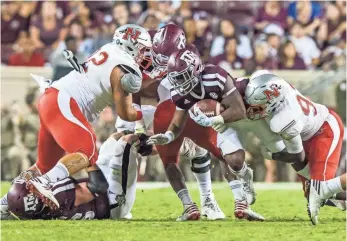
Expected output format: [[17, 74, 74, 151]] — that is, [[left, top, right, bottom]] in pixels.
[[136, 182, 302, 190]]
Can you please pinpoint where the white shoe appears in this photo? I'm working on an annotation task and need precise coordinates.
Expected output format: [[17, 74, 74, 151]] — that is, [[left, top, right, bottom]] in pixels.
[[27, 177, 60, 209], [176, 203, 200, 221], [123, 213, 133, 220], [307, 180, 325, 225], [324, 199, 346, 211], [234, 199, 265, 221], [201, 194, 225, 220], [241, 167, 256, 205]]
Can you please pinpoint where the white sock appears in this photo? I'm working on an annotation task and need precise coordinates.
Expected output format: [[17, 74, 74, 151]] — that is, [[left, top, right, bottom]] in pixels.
[[1, 194, 8, 205], [177, 189, 193, 205], [193, 171, 212, 198], [229, 180, 244, 201], [42, 163, 69, 183], [297, 164, 311, 179], [231, 163, 250, 180], [321, 177, 344, 199]]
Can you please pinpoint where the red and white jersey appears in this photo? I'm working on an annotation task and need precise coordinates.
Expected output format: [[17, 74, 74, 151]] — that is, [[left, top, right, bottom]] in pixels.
[[52, 43, 142, 122], [267, 83, 329, 141]]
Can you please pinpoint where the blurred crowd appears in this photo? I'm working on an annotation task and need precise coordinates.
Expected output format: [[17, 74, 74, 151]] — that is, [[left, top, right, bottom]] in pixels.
[[1, 1, 346, 73], [1, 1, 346, 182]]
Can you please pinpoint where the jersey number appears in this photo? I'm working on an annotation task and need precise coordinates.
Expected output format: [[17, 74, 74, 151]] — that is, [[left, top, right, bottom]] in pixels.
[[296, 95, 317, 116], [88, 51, 109, 66]]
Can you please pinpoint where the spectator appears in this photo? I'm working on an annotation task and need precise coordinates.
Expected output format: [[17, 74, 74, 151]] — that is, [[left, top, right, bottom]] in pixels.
[[8, 36, 45, 67], [50, 35, 87, 80], [68, 20, 93, 56], [1, 2, 29, 44], [255, 1, 287, 32], [143, 14, 160, 31], [320, 38, 346, 71], [112, 2, 131, 27], [210, 19, 253, 59], [192, 11, 213, 61], [287, 1, 323, 36], [279, 40, 307, 70], [210, 38, 244, 73], [289, 23, 321, 67], [253, 41, 278, 70], [325, 3, 346, 45], [29, 1, 68, 50], [266, 33, 281, 59]]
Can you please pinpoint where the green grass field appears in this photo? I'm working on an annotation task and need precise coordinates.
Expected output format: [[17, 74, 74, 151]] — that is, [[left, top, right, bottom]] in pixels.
[[1, 182, 345, 241]]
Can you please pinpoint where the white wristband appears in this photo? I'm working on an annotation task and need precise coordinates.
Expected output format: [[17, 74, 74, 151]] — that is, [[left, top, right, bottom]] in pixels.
[[165, 131, 175, 142]]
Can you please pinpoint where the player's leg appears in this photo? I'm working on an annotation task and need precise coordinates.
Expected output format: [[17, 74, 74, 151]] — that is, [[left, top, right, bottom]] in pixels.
[[154, 100, 199, 221], [105, 134, 139, 219], [306, 111, 345, 224], [28, 89, 99, 207], [179, 138, 225, 220]]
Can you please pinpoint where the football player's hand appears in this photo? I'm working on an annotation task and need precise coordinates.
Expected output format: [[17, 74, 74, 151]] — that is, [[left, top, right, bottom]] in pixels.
[[135, 121, 146, 135], [189, 107, 224, 127], [146, 131, 174, 145], [212, 123, 227, 133]]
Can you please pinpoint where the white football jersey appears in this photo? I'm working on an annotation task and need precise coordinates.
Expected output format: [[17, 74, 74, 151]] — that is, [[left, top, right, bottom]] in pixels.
[[52, 42, 142, 122], [267, 82, 329, 141], [227, 119, 285, 153]]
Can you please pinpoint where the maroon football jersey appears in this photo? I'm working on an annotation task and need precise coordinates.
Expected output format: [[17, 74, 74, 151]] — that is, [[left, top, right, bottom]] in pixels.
[[171, 64, 235, 109], [52, 178, 110, 220]]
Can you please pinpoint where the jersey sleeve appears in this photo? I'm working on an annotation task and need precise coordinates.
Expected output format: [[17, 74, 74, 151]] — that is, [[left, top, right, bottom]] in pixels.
[[171, 93, 195, 110]]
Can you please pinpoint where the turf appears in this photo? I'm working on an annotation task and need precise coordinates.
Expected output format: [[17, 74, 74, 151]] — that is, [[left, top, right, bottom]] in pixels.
[[1, 182, 345, 241]]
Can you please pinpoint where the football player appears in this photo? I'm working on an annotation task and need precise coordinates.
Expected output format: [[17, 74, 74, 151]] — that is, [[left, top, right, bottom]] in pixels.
[[0, 24, 152, 214], [244, 70, 345, 225], [147, 48, 264, 221], [6, 105, 156, 220], [135, 24, 227, 220]]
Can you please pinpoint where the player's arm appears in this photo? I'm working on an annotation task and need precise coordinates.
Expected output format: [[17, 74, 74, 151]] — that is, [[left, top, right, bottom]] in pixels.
[[271, 135, 305, 163], [111, 66, 142, 122], [147, 108, 188, 145], [220, 75, 247, 123]]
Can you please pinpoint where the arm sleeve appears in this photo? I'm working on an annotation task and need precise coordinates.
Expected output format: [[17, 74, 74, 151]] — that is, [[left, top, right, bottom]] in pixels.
[[282, 134, 303, 154]]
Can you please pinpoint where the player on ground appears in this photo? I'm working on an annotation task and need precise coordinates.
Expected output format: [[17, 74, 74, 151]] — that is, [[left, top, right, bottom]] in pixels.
[[147, 47, 264, 221], [244, 70, 345, 225], [0, 24, 152, 214], [7, 106, 156, 220]]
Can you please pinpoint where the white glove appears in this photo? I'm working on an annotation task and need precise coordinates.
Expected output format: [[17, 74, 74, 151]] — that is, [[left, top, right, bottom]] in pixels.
[[212, 123, 227, 133], [132, 104, 146, 134], [260, 145, 273, 160], [189, 107, 224, 128], [146, 131, 174, 145]]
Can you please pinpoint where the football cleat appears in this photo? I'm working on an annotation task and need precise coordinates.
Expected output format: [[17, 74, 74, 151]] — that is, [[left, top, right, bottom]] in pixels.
[[123, 213, 133, 220], [307, 180, 325, 225], [241, 167, 256, 205], [324, 199, 346, 211], [234, 199, 265, 221], [176, 203, 200, 221], [201, 194, 225, 220], [27, 177, 60, 209]]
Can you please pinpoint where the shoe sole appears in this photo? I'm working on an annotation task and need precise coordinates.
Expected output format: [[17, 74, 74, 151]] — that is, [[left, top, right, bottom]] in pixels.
[[27, 182, 60, 209]]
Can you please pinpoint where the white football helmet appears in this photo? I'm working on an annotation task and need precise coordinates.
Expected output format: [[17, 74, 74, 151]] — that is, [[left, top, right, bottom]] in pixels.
[[244, 70, 286, 120], [113, 24, 152, 66]]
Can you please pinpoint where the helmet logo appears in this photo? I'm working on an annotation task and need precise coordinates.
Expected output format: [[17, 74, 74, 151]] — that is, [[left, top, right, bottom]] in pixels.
[[177, 33, 186, 49], [180, 50, 197, 65], [263, 84, 280, 101], [123, 28, 141, 41], [24, 194, 39, 212]]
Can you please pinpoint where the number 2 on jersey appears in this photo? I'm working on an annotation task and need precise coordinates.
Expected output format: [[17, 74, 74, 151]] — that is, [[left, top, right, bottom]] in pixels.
[[296, 95, 317, 116], [88, 51, 108, 65]]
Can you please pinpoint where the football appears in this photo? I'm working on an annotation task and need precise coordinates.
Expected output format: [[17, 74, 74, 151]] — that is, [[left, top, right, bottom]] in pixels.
[[191, 99, 225, 117]]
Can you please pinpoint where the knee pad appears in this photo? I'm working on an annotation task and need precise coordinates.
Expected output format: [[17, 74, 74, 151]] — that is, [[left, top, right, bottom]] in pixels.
[[87, 169, 109, 195], [179, 138, 196, 160], [191, 152, 211, 173]]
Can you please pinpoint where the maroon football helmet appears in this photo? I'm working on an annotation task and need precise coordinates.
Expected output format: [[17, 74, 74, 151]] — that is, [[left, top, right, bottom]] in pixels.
[[147, 24, 186, 79], [7, 178, 45, 219], [167, 48, 204, 96]]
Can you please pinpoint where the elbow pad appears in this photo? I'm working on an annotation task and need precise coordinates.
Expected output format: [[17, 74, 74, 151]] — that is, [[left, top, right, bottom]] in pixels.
[[87, 169, 109, 196], [121, 73, 142, 94]]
